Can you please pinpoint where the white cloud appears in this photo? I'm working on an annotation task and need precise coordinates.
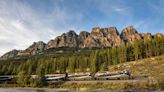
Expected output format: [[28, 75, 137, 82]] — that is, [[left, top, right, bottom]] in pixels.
[[0, 17, 40, 55], [0, 0, 82, 56]]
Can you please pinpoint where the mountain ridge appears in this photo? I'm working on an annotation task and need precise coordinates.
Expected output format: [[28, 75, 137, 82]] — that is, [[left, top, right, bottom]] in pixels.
[[1, 26, 163, 60]]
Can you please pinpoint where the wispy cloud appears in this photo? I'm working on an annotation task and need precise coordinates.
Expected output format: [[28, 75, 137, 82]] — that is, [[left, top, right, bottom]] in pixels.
[[0, 0, 82, 56], [94, 0, 131, 16]]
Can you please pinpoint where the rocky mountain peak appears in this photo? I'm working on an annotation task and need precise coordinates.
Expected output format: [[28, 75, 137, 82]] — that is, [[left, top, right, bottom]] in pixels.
[[17, 41, 46, 56], [46, 30, 79, 49], [154, 33, 163, 38], [0, 49, 18, 60], [67, 30, 77, 34], [91, 27, 101, 33], [121, 26, 142, 43], [79, 31, 90, 36], [90, 27, 104, 38], [1, 25, 163, 60], [122, 26, 138, 34], [140, 33, 152, 40], [106, 27, 119, 36], [83, 27, 123, 48], [28, 41, 46, 50], [66, 30, 78, 38]]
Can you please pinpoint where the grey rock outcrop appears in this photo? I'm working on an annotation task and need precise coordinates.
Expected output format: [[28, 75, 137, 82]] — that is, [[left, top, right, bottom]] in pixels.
[[17, 41, 46, 56], [46, 30, 79, 49], [79, 31, 90, 48], [0, 49, 19, 60]]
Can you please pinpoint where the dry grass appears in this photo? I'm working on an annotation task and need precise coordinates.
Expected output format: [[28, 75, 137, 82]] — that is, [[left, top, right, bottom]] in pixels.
[[108, 55, 164, 90], [109, 55, 164, 80], [59, 82, 148, 90]]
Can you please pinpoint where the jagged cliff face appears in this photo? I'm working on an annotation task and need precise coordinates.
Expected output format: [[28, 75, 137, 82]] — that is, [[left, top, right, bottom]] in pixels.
[[46, 31, 79, 49], [155, 33, 163, 38], [0, 26, 163, 60], [121, 26, 142, 43], [79, 31, 90, 48], [84, 27, 123, 47], [0, 49, 19, 60], [17, 41, 46, 56], [140, 33, 152, 40]]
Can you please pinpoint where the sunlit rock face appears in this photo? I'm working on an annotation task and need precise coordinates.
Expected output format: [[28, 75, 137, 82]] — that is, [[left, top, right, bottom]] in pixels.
[[83, 27, 124, 48], [154, 33, 163, 38], [140, 33, 153, 40], [121, 26, 142, 43]]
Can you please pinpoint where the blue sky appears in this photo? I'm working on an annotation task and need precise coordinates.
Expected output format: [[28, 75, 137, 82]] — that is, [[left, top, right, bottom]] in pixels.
[[0, 0, 164, 55]]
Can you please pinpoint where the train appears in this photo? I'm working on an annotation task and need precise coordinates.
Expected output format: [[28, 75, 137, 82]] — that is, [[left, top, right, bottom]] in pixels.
[[0, 70, 131, 82], [46, 70, 131, 81]]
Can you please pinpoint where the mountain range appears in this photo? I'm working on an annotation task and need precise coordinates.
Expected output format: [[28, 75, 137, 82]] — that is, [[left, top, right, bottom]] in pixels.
[[0, 26, 163, 60]]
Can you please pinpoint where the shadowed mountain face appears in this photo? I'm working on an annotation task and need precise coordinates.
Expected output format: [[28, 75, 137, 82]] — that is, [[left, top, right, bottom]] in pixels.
[[46, 30, 79, 49], [0, 26, 163, 60], [17, 41, 46, 56]]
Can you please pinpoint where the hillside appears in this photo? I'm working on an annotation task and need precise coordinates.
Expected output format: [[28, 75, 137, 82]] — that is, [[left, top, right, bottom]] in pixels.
[[0, 31, 164, 75], [0, 28, 164, 89], [109, 55, 164, 81], [0, 25, 164, 89], [58, 55, 164, 90]]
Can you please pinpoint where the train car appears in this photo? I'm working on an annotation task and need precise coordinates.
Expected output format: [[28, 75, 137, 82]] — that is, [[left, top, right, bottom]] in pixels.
[[68, 75, 92, 81], [96, 73, 130, 80], [45, 70, 131, 81]]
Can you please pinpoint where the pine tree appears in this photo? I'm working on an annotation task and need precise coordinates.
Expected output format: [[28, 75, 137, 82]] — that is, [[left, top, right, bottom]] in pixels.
[[90, 50, 99, 74], [35, 64, 47, 87]]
